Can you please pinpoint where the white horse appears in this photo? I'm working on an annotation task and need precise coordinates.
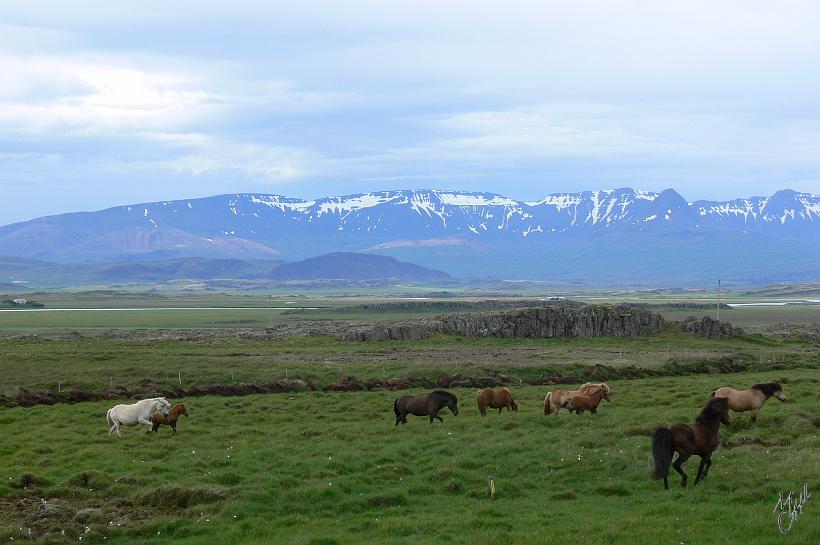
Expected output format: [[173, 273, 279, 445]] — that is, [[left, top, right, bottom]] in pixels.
[[106, 398, 171, 436]]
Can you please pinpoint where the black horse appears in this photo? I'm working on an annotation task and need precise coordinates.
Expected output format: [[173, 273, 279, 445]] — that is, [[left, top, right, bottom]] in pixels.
[[651, 397, 731, 489], [394, 390, 459, 425]]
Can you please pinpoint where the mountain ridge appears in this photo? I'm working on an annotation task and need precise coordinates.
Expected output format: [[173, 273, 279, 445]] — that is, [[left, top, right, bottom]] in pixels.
[[1, 187, 818, 282]]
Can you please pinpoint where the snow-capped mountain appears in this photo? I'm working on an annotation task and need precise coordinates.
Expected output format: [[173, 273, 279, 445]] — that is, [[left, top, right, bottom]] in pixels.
[[1, 188, 818, 282]]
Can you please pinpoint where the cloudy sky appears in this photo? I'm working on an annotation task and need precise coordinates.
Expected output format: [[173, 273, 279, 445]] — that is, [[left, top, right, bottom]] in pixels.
[[2, 0, 820, 224]]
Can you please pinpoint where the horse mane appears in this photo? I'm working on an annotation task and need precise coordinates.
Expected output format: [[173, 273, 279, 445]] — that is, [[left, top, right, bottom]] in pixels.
[[751, 382, 782, 397], [695, 397, 728, 424], [431, 390, 457, 401]]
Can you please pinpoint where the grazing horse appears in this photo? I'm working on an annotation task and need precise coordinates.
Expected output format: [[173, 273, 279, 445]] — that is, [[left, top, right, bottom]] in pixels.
[[711, 382, 786, 423], [564, 388, 611, 415], [106, 398, 171, 436], [544, 383, 610, 415], [476, 387, 519, 416], [651, 397, 731, 489], [394, 390, 459, 425], [151, 403, 188, 434]]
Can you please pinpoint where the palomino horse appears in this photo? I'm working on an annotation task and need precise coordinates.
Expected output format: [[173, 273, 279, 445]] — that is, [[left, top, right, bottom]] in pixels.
[[543, 383, 610, 415], [564, 388, 611, 415], [394, 390, 459, 425], [711, 382, 786, 423], [476, 387, 518, 416], [151, 403, 188, 434], [651, 397, 731, 489], [106, 398, 170, 436]]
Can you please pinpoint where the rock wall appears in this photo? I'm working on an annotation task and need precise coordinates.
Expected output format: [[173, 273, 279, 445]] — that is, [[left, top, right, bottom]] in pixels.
[[341, 304, 664, 341], [680, 316, 744, 338]]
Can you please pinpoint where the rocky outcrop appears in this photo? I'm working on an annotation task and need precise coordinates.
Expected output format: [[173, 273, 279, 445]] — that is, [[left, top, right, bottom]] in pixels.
[[341, 304, 664, 341], [680, 316, 743, 338]]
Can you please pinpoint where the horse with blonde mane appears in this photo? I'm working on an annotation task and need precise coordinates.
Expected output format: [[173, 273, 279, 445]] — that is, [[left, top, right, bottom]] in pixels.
[[106, 398, 171, 436], [711, 382, 785, 423], [476, 387, 518, 416], [543, 383, 610, 415]]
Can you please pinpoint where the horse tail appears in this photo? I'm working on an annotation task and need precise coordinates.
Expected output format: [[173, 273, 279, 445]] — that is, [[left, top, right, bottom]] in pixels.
[[393, 398, 400, 418], [106, 408, 113, 427], [710, 390, 716, 398], [544, 392, 552, 415], [651, 427, 673, 480]]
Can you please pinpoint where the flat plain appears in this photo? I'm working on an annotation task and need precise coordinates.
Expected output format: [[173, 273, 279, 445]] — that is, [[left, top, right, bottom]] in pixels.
[[0, 292, 817, 544]]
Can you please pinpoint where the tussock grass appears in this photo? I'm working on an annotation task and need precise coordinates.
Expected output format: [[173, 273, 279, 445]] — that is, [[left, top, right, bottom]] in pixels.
[[0, 368, 817, 544]]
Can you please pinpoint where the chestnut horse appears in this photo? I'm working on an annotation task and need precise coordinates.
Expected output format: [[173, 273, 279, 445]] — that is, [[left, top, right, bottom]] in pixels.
[[564, 388, 611, 414], [394, 391, 459, 425], [544, 383, 610, 415], [711, 382, 785, 423], [651, 397, 731, 489], [476, 387, 519, 416], [151, 403, 188, 434]]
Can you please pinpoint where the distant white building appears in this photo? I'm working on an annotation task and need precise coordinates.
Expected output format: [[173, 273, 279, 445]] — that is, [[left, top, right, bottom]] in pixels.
[[12, 298, 28, 305]]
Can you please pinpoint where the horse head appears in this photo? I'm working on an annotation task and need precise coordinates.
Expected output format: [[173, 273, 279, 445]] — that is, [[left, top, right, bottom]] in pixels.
[[178, 403, 189, 417], [714, 397, 732, 426], [448, 395, 459, 416], [155, 398, 171, 416], [510, 399, 519, 412]]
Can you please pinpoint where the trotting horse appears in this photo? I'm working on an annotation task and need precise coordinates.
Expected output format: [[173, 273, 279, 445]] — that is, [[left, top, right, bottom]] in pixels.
[[394, 391, 459, 425], [106, 398, 171, 436], [476, 387, 518, 416], [651, 397, 731, 489], [711, 382, 786, 423], [544, 383, 610, 415], [151, 403, 188, 434]]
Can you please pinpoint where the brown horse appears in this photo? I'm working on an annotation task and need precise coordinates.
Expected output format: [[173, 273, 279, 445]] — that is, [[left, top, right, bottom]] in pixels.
[[651, 397, 731, 489], [151, 403, 188, 434], [476, 387, 519, 416], [711, 382, 785, 423], [544, 383, 610, 415], [394, 391, 458, 425], [564, 388, 611, 414]]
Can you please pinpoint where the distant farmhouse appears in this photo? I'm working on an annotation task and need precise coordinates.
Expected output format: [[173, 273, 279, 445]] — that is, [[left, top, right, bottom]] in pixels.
[[12, 298, 28, 305]]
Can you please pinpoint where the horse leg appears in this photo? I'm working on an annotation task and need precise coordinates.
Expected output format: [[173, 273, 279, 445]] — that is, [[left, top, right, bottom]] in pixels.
[[672, 452, 691, 487], [701, 455, 713, 478], [498, 407, 502, 415], [171, 422, 177, 434], [751, 410, 758, 423], [694, 457, 707, 485]]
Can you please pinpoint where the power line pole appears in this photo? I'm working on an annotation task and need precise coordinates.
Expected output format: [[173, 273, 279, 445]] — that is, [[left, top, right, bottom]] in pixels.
[[268, 293, 273, 329]]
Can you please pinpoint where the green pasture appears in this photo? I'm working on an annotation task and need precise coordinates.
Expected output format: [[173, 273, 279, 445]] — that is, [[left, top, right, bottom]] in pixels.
[[1, 369, 817, 544], [0, 289, 817, 331], [0, 331, 817, 395]]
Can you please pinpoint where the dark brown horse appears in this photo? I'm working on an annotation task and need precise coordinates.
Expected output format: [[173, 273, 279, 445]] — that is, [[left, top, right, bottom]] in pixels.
[[394, 391, 459, 425], [651, 397, 731, 489], [151, 403, 188, 434]]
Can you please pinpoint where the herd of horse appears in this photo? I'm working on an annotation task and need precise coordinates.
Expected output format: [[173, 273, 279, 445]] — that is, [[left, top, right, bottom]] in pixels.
[[105, 380, 786, 490]]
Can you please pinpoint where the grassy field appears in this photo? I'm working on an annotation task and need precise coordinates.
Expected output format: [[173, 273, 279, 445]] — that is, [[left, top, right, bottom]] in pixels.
[[0, 368, 817, 544], [0, 330, 817, 395], [0, 290, 818, 332], [0, 291, 817, 543]]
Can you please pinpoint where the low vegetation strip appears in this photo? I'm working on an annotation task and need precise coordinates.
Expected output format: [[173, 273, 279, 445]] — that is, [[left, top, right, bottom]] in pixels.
[[2, 352, 811, 408]]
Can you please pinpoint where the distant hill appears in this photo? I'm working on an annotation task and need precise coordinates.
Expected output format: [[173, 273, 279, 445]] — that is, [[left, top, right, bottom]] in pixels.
[[0, 254, 451, 287], [268, 252, 453, 281]]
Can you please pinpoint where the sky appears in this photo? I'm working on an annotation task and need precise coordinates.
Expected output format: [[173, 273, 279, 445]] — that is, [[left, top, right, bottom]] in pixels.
[[2, 0, 820, 224]]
